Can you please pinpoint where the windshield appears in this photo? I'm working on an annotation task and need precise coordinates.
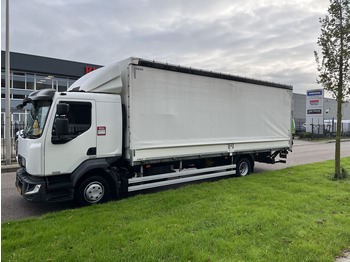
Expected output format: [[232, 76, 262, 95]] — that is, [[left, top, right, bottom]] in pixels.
[[24, 101, 52, 138]]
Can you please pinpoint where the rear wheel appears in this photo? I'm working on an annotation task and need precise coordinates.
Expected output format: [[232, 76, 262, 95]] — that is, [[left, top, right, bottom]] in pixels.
[[236, 158, 251, 177], [76, 176, 111, 205]]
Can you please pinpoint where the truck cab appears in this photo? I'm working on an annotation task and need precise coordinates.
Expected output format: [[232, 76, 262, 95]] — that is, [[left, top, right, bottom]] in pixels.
[[16, 89, 122, 203]]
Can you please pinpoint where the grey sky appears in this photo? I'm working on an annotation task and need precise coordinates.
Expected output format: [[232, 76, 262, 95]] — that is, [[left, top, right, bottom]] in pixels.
[[1, 0, 330, 94]]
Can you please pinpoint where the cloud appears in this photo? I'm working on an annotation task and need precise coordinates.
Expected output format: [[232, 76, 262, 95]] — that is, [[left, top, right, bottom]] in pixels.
[[1, 0, 329, 94]]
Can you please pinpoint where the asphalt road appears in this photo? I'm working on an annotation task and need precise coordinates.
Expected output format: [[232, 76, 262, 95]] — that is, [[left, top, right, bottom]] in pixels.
[[2, 139, 350, 222], [254, 139, 350, 172]]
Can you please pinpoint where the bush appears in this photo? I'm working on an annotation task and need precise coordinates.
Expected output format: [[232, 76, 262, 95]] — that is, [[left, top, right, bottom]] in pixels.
[[297, 132, 336, 140], [297, 132, 312, 139], [339, 167, 349, 180], [326, 167, 350, 180]]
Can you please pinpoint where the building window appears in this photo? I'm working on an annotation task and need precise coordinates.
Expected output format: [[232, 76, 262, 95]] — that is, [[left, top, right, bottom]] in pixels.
[[68, 79, 76, 87], [1, 70, 78, 92], [36, 75, 53, 90], [54, 77, 69, 92], [13, 94, 25, 99], [12, 72, 25, 89], [26, 74, 35, 90], [1, 71, 5, 88]]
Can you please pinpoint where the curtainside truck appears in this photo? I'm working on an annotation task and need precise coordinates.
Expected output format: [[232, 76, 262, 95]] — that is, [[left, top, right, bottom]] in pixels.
[[15, 57, 293, 205]]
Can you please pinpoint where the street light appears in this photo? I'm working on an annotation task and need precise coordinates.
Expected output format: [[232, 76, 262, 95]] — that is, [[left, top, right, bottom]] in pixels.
[[5, 0, 11, 165]]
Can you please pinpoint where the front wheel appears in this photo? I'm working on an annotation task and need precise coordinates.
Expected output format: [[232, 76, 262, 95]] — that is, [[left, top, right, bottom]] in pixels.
[[236, 158, 252, 177], [76, 176, 111, 205]]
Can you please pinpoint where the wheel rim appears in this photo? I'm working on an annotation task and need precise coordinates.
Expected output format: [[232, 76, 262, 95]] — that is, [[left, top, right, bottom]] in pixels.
[[239, 162, 249, 176], [84, 182, 104, 203]]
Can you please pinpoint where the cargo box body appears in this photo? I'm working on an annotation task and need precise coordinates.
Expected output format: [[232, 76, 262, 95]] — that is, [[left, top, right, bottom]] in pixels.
[[117, 58, 293, 165]]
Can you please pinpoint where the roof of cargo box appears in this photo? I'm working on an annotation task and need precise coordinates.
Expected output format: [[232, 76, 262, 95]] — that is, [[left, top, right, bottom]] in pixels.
[[68, 57, 292, 93], [134, 58, 293, 90]]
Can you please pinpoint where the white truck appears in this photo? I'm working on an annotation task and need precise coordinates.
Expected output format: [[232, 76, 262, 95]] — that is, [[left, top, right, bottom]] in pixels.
[[16, 57, 293, 205]]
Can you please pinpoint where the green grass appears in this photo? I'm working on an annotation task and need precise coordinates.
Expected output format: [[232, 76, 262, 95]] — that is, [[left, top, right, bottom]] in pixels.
[[2, 158, 350, 262]]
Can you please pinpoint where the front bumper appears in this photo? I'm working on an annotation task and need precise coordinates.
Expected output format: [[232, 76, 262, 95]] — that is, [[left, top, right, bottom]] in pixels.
[[16, 168, 46, 202], [15, 168, 74, 202]]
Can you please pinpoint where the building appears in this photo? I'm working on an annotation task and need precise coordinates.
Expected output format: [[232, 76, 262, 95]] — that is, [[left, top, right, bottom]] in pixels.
[[293, 92, 350, 132], [1, 51, 101, 130]]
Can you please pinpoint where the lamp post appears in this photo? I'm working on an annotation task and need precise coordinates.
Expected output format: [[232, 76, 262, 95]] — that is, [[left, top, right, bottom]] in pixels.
[[5, 0, 11, 165]]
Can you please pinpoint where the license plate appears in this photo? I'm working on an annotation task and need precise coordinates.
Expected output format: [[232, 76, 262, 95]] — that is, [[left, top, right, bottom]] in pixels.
[[17, 186, 22, 195]]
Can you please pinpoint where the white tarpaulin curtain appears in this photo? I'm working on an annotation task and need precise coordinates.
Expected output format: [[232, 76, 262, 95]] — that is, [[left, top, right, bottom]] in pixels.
[[129, 65, 292, 150]]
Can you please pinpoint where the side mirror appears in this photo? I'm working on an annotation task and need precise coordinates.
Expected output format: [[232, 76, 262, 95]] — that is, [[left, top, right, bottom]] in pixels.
[[56, 103, 69, 116], [55, 118, 69, 136]]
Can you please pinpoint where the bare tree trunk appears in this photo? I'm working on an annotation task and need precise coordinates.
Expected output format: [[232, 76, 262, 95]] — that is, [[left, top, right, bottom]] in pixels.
[[335, 0, 344, 180]]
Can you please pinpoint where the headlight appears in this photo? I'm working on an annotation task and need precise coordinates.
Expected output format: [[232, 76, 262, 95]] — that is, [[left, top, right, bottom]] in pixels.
[[25, 184, 41, 195]]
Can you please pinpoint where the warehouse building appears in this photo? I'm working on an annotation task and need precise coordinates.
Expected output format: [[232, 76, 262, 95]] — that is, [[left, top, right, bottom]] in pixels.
[[293, 92, 350, 132]]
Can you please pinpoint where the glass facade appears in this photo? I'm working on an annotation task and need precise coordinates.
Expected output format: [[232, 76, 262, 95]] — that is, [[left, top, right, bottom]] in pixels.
[[1, 70, 78, 138], [1, 70, 77, 95]]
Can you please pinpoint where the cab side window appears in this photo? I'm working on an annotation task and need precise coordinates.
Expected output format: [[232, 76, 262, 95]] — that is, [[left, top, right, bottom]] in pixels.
[[66, 102, 92, 136], [52, 102, 92, 137]]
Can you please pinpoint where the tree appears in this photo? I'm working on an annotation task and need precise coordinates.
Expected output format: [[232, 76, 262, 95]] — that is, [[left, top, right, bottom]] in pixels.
[[314, 0, 350, 179]]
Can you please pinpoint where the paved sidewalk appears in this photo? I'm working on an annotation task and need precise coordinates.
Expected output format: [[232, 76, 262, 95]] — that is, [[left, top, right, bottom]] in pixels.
[[1, 163, 19, 173], [335, 251, 350, 262]]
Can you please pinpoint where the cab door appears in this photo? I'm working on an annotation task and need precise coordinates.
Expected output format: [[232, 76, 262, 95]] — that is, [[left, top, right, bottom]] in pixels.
[[44, 99, 96, 176]]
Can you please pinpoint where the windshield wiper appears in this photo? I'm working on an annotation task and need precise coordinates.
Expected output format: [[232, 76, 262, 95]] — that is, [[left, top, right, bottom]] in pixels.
[[22, 130, 39, 139], [24, 134, 40, 139], [27, 134, 39, 139]]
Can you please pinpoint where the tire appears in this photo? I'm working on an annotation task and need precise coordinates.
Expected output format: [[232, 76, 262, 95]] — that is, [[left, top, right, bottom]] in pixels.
[[76, 175, 111, 205], [236, 158, 251, 177]]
